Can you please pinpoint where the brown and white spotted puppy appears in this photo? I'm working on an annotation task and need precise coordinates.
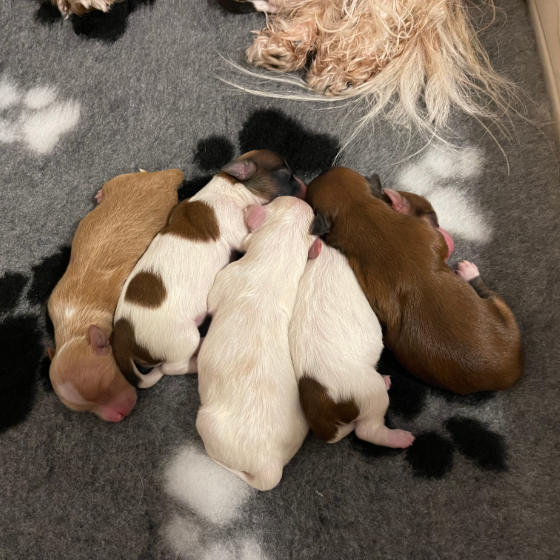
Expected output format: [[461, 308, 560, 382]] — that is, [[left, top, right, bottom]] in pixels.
[[48, 169, 184, 421], [307, 168, 523, 395], [289, 242, 414, 448], [112, 150, 306, 388]]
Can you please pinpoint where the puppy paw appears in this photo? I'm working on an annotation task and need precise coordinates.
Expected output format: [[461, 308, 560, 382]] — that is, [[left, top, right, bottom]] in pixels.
[[456, 260, 480, 282], [94, 188, 104, 204], [387, 429, 415, 449]]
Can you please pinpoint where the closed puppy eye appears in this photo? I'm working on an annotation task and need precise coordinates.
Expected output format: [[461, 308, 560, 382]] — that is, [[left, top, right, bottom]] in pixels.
[[132, 360, 156, 375]]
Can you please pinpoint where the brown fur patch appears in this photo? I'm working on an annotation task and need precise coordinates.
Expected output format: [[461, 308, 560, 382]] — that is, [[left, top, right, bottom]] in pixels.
[[299, 376, 359, 441], [125, 271, 166, 308], [111, 318, 161, 387], [161, 200, 220, 241]]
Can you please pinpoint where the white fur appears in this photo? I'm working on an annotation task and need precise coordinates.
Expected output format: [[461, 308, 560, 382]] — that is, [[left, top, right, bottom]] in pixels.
[[114, 175, 266, 388], [164, 445, 253, 525], [196, 197, 313, 491], [289, 245, 414, 447]]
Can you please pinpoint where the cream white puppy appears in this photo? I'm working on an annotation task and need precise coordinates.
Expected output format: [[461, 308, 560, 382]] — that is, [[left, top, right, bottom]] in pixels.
[[112, 150, 305, 388], [289, 244, 415, 448], [196, 196, 321, 491]]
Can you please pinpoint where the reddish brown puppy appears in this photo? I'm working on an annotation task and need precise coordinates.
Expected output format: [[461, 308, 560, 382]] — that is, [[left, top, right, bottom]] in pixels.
[[307, 168, 523, 394]]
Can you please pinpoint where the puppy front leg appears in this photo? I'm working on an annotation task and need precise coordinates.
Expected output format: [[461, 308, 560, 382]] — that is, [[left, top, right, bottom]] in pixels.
[[457, 261, 493, 298], [160, 323, 201, 375]]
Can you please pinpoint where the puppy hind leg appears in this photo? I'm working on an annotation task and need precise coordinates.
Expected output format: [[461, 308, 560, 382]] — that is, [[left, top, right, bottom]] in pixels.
[[355, 374, 414, 448], [355, 420, 415, 449]]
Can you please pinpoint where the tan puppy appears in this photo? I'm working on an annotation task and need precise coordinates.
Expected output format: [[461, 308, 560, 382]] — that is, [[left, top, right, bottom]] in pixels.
[[48, 169, 184, 421]]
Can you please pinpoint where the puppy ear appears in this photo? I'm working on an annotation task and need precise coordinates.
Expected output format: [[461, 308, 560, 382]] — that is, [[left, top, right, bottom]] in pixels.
[[245, 204, 267, 231], [383, 188, 412, 215], [310, 212, 332, 237], [308, 238, 322, 259], [366, 174, 383, 195], [88, 325, 110, 356], [222, 158, 257, 181]]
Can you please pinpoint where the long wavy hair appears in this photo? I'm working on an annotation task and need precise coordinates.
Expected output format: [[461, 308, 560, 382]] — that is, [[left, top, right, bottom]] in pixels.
[[241, 0, 519, 147]]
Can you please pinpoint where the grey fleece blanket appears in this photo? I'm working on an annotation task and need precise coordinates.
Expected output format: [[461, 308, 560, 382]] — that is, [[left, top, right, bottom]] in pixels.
[[1, 1, 559, 558]]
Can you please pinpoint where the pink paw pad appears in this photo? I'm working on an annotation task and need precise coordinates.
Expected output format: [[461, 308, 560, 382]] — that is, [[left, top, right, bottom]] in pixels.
[[383, 375, 391, 390], [456, 260, 480, 282]]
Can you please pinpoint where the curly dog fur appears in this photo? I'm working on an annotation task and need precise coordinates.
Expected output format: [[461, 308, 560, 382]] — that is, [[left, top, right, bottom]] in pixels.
[[244, 0, 517, 135], [51, 0, 121, 16]]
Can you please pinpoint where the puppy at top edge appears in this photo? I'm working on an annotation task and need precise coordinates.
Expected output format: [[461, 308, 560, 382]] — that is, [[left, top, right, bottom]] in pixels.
[[196, 196, 321, 491], [112, 150, 306, 389], [307, 168, 523, 395], [48, 169, 184, 421], [289, 240, 414, 448]]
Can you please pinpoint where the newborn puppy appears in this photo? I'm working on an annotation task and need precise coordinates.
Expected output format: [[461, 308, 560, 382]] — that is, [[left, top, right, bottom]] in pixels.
[[289, 243, 414, 448], [112, 150, 305, 388], [307, 168, 523, 394], [48, 169, 183, 421], [196, 197, 320, 491]]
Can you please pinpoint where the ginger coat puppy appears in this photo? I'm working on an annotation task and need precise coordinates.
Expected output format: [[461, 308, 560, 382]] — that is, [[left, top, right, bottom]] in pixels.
[[48, 169, 183, 421], [112, 150, 305, 389], [196, 197, 320, 491], [289, 243, 414, 448], [307, 168, 523, 395]]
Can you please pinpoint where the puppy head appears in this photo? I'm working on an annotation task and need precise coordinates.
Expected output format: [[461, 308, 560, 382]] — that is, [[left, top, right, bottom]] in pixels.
[[111, 318, 163, 389], [382, 188, 439, 227], [244, 196, 321, 258], [49, 325, 137, 422], [306, 167, 371, 237], [382, 188, 453, 259], [221, 150, 306, 201]]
